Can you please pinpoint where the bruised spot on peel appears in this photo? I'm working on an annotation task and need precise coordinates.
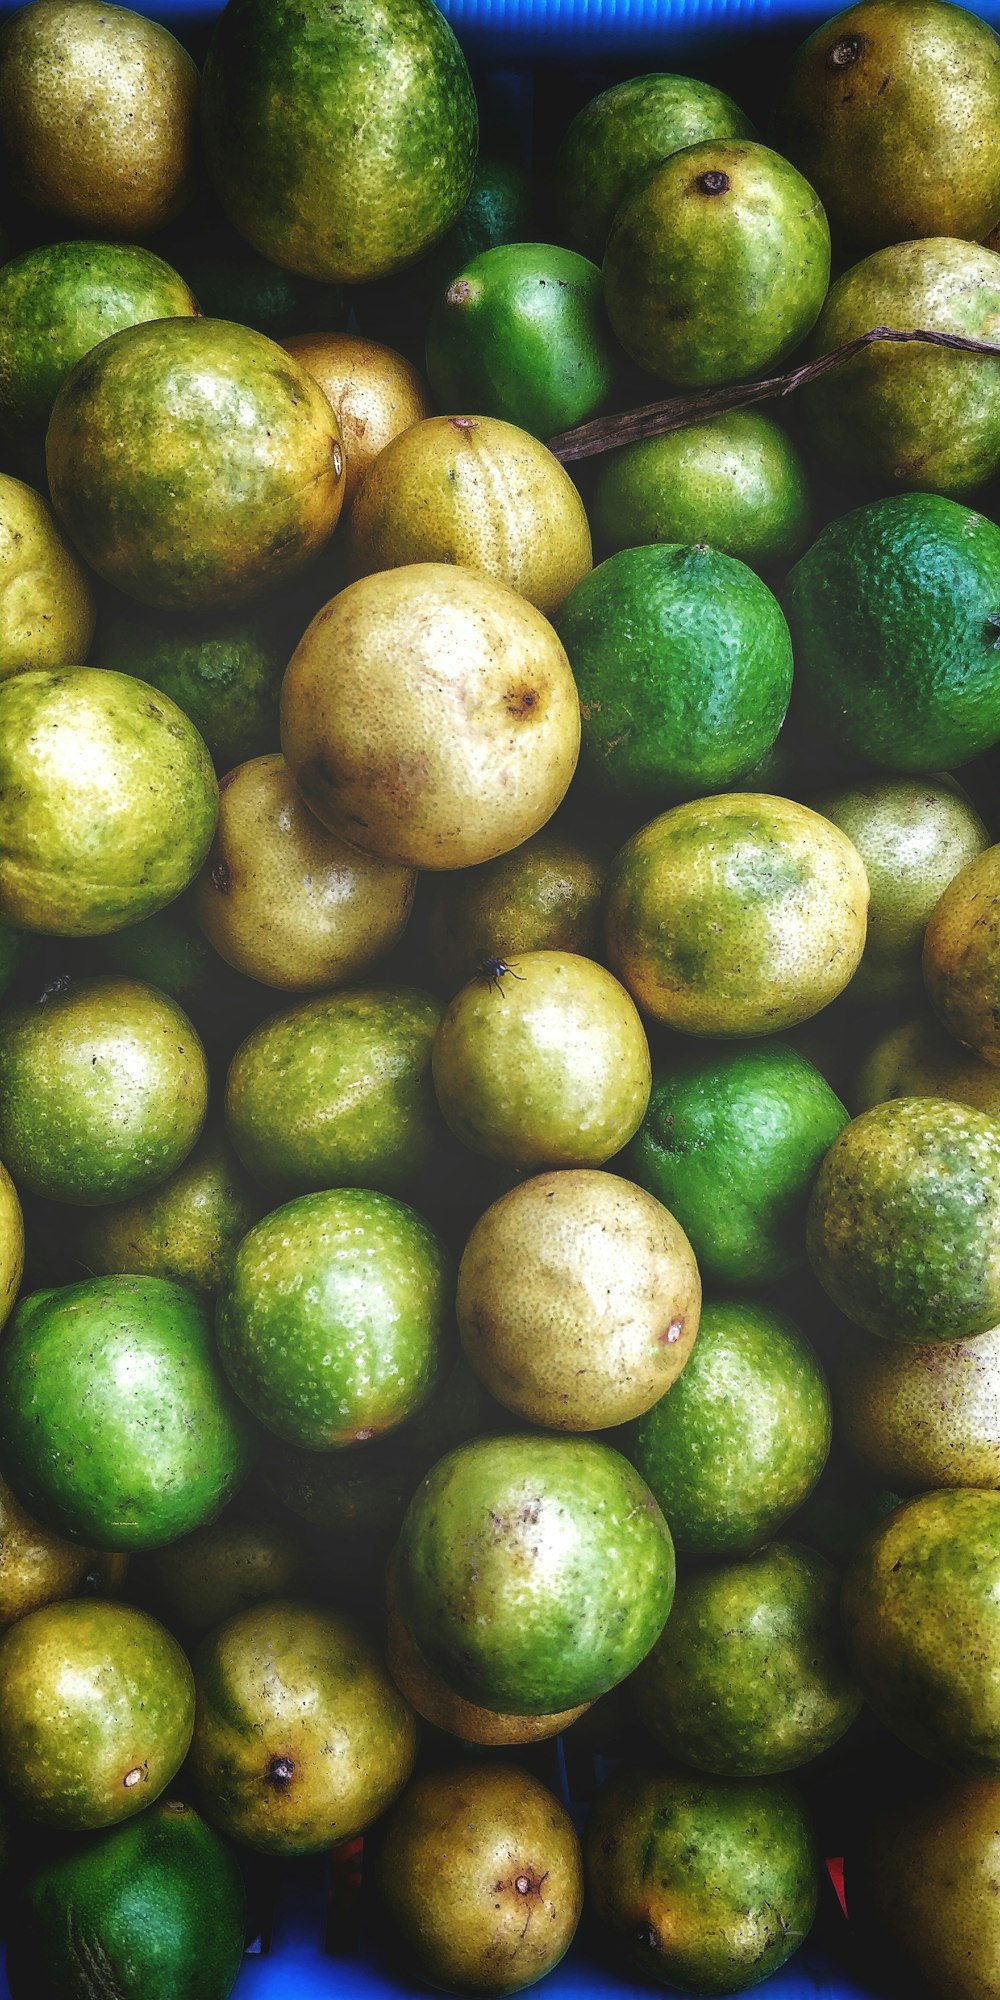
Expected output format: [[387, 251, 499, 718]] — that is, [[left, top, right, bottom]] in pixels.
[[505, 687, 539, 718]]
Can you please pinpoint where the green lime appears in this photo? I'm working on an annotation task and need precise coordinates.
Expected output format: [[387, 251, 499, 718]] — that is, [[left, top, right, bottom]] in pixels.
[[807, 1097, 1000, 1341], [0, 667, 217, 936], [556, 543, 793, 808], [224, 987, 444, 1197], [603, 794, 869, 1036], [0, 978, 208, 1207], [817, 777, 989, 1004], [5, 1798, 245, 2000], [356, 156, 533, 352], [804, 240, 1000, 497], [0, 1274, 253, 1549], [216, 1188, 449, 1449], [0, 240, 197, 463], [425, 243, 616, 439], [585, 1765, 819, 1994], [92, 595, 287, 770], [784, 493, 1000, 770], [553, 73, 755, 262], [842, 1487, 1000, 1770], [173, 228, 344, 338], [629, 1299, 831, 1554], [591, 413, 810, 567], [632, 1540, 862, 1775], [395, 1433, 675, 1714], [0, 1599, 194, 1829], [75, 1127, 260, 1297], [431, 950, 651, 1171], [603, 140, 830, 386], [625, 1041, 848, 1286], [201, 0, 477, 283]]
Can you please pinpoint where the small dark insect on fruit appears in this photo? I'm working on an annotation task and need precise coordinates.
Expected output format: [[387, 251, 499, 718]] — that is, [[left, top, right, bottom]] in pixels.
[[475, 952, 525, 996]]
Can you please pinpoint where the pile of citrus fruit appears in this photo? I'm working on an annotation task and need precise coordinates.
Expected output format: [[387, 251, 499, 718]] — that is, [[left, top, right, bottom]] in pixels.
[[1, 0, 1000, 1992]]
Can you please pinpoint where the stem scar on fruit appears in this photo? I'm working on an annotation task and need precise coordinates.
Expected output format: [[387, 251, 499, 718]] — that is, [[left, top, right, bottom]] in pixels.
[[475, 953, 524, 996]]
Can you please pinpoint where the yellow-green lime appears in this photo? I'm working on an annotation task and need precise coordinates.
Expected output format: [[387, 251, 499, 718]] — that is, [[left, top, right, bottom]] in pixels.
[[591, 412, 810, 567], [0, 475, 94, 678], [923, 844, 1000, 1065]]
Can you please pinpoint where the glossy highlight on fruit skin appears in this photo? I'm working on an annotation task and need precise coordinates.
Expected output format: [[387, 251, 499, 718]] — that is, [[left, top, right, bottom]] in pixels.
[[432, 950, 651, 1171], [842, 1488, 1000, 1771], [807, 1097, 1000, 1343], [216, 1187, 450, 1450], [47, 318, 345, 611], [457, 1169, 701, 1431], [0, 1275, 254, 1551], [604, 793, 869, 1037], [0, 668, 217, 936], [394, 1432, 676, 1715], [189, 1600, 417, 1854], [280, 563, 581, 872], [0, 1598, 195, 1829]]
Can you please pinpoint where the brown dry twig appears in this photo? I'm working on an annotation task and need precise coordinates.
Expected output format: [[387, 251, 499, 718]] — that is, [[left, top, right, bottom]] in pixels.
[[545, 325, 1000, 463]]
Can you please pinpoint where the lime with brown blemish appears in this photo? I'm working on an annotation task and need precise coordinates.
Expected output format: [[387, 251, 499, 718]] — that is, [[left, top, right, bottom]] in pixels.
[[47, 319, 345, 611], [553, 73, 755, 262], [842, 1487, 1000, 1770], [776, 0, 1000, 250], [284, 333, 432, 509], [425, 243, 616, 440], [136, 1501, 310, 1637], [604, 794, 868, 1036], [591, 412, 810, 568], [193, 754, 415, 992], [224, 987, 444, 1198], [0, 241, 198, 466], [626, 1042, 848, 1287], [0, 1160, 22, 1333], [350, 414, 592, 617], [425, 830, 605, 997], [0, 978, 208, 1207], [189, 1599, 417, 1854], [803, 239, 1000, 497], [557, 543, 793, 810], [818, 777, 989, 1006], [0, 1275, 254, 1549], [5, 1797, 245, 2000], [280, 564, 580, 871], [394, 1432, 675, 1714], [807, 1097, 1000, 1341], [375, 1762, 583, 1995], [75, 1127, 260, 1297], [385, 1555, 590, 1745], [216, 1187, 449, 1450], [0, 0, 198, 237], [838, 1321, 1000, 1492], [632, 1540, 862, 1777], [0, 1598, 194, 1828], [603, 140, 830, 387], [923, 844, 1000, 1066], [854, 1012, 1000, 1116], [432, 950, 650, 1171], [457, 1169, 700, 1431], [629, 1299, 831, 1555], [0, 475, 94, 678], [0, 667, 217, 936], [92, 595, 288, 772], [585, 1765, 819, 1994]]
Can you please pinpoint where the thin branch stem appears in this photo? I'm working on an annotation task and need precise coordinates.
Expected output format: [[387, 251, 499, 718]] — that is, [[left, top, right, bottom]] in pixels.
[[545, 325, 1000, 463]]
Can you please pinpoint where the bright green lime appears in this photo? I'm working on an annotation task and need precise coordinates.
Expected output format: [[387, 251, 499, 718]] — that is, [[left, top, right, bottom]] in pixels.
[[625, 1041, 848, 1285], [784, 493, 1000, 770], [216, 1188, 449, 1449], [425, 242, 616, 439], [5, 1799, 245, 2000], [0, 240, 197, 459], [632, 1540, 862, 1776], [557, 543, 792, 808], [603, 140, 830, 386], [554, 73, 755, 261], [592, 413, 809, 567], [629, 1299, 831, 1554]]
